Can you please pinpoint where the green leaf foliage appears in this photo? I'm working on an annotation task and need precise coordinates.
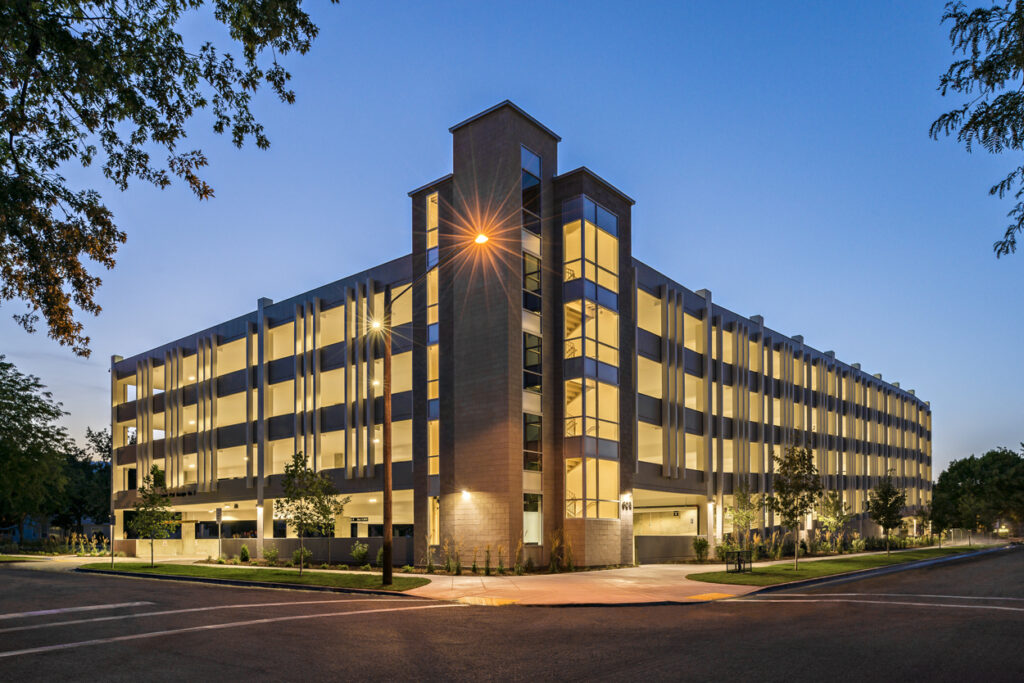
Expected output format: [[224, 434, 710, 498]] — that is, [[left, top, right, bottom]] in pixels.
[[931, 446, 1024, 533], [0, 355, 69, 534], [0, 0, 336, 356], [273, 452, 349, 574], [765, 446, 822, 532], [867, 470, 907, 554], [931, 1, 1024, 256], [130, 465, 179, 567], [764, 446, 822, 568]]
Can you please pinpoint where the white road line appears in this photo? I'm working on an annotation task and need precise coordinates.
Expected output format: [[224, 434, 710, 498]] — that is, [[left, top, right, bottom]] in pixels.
[[0, 598, 427, 634], [736, 598, 1024, 613], [770, 593, 1024, 602], [0, 603, 464, 659], [0, 602, 154, 621]]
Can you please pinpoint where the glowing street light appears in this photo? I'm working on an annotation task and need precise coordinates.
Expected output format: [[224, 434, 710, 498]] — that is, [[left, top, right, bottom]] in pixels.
[[474, 233, 489, 244]]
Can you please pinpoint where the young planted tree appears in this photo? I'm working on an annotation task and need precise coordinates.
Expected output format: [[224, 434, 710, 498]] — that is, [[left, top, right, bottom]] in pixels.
[[914, 504, 932, 541], [727, 480, 760, 548], [819, 491, 854, 553], [274, 453, 350, 576], [130, 465, 179, 567], [765, 447, 822, 569], [867, 471, 907, 556]]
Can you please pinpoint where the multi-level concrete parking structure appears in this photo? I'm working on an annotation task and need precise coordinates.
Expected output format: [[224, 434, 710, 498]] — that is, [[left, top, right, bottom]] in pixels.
[[110, 102, 932, 565]]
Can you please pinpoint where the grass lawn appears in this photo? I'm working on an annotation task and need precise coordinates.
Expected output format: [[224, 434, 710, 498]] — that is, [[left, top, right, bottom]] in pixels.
[[0, 555, 44, 563], [78, 562, 430, 591], [687, 546, 988, 586]]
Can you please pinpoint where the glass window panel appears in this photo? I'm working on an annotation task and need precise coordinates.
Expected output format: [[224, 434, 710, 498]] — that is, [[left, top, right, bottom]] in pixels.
[[585, 457, 598, 503], [584, 301, 597, 341], [521, 146, 541, 177], [523, 494, 542, 544], [565, 458, 584, 518], [428, 419, 439, 457], [598, 458, 618, 501], [598, 345, 618, 367], [599, 420, 619, 441], [597, 269, 618, 293], [584, 378, 598, 419], [522, 171, 541, 215], [583, 198, 596, 225], [598, 501, 618, 519], [563, 221, 581, 265], [426, 269, 438, 306], [596, 205, 617, 236], [523, 253, 541, 294], [597, 229, 618, 274], [427, 247, 438, 269], [597, 382, 618, 423], [426, 193, 438, 230], [427, 345, 439, 382], [564, 379, 583, 418], [584, 221, 597, 267], [524, 412, 542, 451], [597, 306, 618, 348]]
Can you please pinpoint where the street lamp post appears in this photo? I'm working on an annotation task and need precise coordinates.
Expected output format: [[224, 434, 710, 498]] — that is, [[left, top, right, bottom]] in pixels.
[[378, 233, 488, 586]]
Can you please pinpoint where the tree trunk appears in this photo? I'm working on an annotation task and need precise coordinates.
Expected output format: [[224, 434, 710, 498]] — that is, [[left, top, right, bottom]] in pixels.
[[299, 535, 304, 576], [151, 537, 155, 567], [885, 531, 889, 556], [793, 528, 799, 570]]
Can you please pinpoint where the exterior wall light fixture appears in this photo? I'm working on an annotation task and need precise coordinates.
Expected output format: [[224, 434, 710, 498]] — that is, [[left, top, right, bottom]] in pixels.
[[461, 490, 471, 501]]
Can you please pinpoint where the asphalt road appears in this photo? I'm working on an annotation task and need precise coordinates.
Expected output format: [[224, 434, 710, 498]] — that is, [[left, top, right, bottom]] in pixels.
[[0, 546, 1021, 682]]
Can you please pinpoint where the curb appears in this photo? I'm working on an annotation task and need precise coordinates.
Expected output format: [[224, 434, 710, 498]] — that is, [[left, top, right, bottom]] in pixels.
[[74, 567, 427, 598], [747, 545, 1012, 596]]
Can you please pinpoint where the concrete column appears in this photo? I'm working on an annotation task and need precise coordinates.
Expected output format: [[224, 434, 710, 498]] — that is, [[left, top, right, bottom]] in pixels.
[[365, 278, 377, 477], [255, 297, 272, 556]]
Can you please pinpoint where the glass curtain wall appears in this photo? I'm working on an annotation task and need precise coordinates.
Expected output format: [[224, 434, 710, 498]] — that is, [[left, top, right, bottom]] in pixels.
[[562, 196, 621, 520]]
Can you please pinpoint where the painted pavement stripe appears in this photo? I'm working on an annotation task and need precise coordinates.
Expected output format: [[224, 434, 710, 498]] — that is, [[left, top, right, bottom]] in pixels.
[[0, 603, 465, 659], [0, 598, 427, 634], [0, 602, 153, 621], [735, 598, 1024, 612], [770, 592, 1024, 602]]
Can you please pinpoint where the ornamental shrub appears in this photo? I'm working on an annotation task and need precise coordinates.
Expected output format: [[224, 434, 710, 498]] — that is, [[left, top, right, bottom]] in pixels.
[[264, 546, 279, 564], [292, 547, 312, 566], [693, 537, 710, 563], [351, 540, 369, 564], [239, 544, 250, 563]]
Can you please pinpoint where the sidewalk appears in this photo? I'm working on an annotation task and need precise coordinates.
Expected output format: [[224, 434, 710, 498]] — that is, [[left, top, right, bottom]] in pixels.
[[407, 564, 759, 605], [407, 542, 983, 605], [10, 541, 986, 605]]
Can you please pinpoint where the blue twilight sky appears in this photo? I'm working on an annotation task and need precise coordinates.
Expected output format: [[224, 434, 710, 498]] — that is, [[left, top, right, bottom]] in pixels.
[[0, 2, 1020, 474]]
